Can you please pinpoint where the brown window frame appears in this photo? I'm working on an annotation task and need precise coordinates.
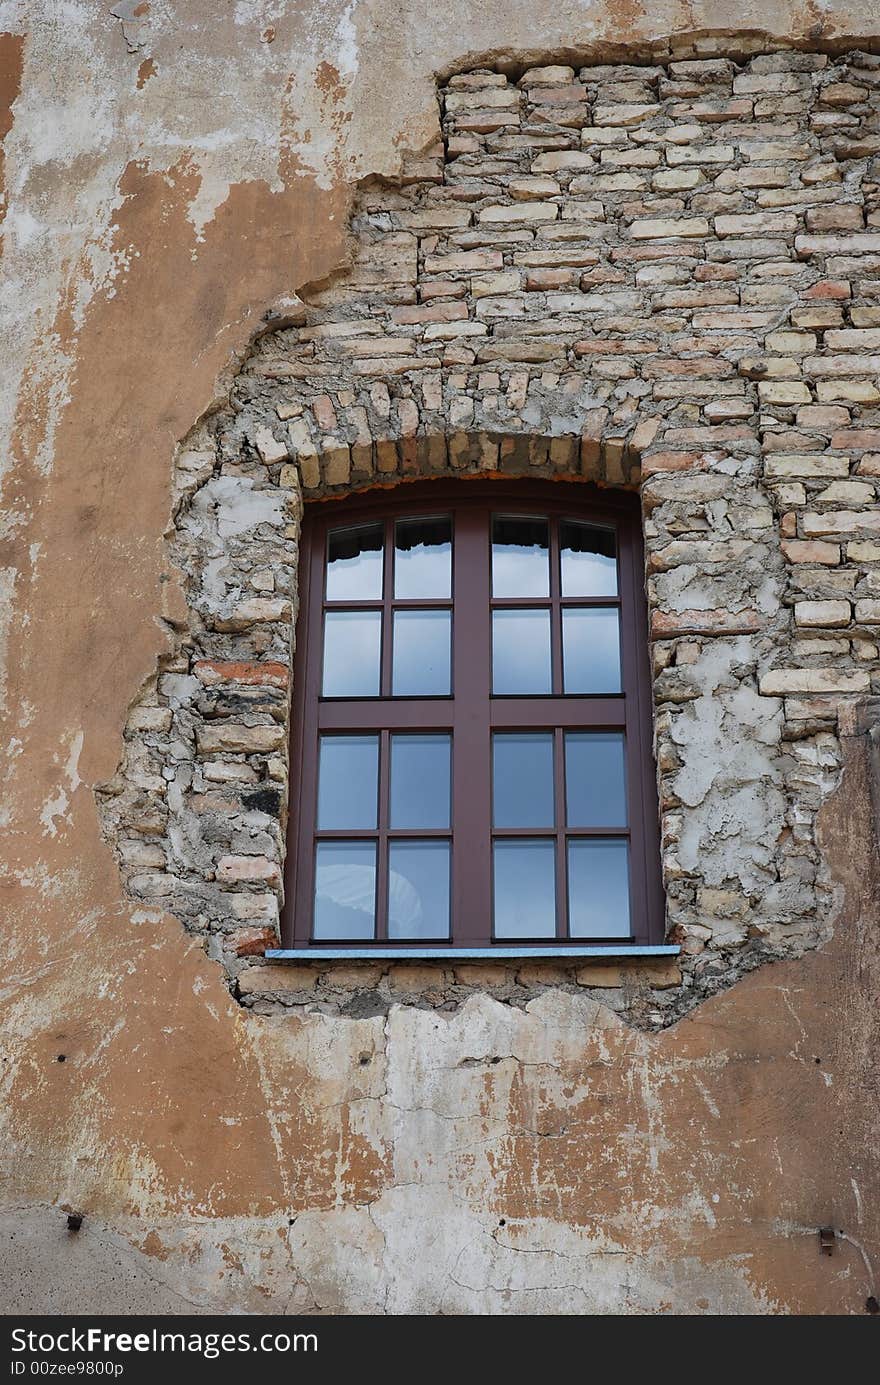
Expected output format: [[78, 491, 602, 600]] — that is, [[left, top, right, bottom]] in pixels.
[[281, 479, 664, 951]]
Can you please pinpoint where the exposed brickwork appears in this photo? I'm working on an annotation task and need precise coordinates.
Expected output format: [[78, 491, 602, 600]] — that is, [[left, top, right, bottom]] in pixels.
[[98, 50, 880, 1026]]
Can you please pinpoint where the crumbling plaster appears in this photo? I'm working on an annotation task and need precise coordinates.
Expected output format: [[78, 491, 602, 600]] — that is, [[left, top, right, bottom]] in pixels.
[[99, 51, 880, 1027], [1, 1, 878, 1316]]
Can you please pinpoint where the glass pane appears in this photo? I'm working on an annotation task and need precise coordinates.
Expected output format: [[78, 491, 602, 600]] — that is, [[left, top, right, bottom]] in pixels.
[[388, 841, 450, 940], [390, 734, 451, 828], [318, 736, 378, 830], [322, 610, 381, 696], [313, 841, 376, 940], [392, 610, 451, 695], [394, 516, 452, 599], [565, 732, 627, 828], [492, 609, 551, 695], [562, 607, 621, 694], [561, 521, 618, 598], [567, 839, 631, 938], [492, 516, 550, 597], [326, 523, 383, 601], [493, 733, 554, 828], [493, 840, 557, 939]]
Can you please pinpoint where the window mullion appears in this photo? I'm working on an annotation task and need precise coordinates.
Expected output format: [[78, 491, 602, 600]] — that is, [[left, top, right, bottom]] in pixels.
[[375, 728, 390, 942], [549, 516, 563, 695], [551, 518, 566, 941], [554, 726, 567, 940], [451, 504, 491, 946], [380, 516, 394, 697]]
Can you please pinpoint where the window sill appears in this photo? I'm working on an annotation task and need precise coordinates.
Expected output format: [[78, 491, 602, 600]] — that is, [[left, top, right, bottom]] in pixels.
[[265, 945, 680, 962]]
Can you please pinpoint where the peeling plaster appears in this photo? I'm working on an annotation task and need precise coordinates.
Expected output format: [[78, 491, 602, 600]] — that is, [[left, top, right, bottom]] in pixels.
[[39, 728, 84, 837]]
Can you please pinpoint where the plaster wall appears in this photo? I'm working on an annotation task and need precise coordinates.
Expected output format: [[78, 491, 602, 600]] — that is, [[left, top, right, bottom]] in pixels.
[[1, 2, 879, 1315]]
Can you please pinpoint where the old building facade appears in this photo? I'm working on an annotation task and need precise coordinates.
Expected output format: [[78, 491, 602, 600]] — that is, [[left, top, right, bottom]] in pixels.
[[2, 2, 879, 1314]]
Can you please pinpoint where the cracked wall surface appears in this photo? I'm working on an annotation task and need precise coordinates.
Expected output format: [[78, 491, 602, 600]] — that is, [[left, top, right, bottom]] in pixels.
[[100, 52, 880, 1029], [2, 2, 879, 1316]]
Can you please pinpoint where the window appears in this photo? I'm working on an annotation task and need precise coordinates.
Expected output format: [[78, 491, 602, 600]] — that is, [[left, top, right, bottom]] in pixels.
[[282, 481, 663, 951]]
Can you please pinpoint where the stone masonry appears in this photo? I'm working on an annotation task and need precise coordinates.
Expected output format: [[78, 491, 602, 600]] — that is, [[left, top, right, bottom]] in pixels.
[[98, 49, 880, 1027]]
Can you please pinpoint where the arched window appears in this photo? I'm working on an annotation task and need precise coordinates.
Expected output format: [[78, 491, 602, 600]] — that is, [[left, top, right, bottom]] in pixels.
[[281, 481, 663, 954]]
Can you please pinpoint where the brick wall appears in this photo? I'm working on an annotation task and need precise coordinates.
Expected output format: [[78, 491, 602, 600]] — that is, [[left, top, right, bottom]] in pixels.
[[98, 48, 880, 1025]]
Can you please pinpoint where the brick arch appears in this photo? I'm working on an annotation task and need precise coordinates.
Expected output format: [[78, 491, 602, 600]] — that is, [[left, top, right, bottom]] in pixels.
[[99, 48, 880, 1024]]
